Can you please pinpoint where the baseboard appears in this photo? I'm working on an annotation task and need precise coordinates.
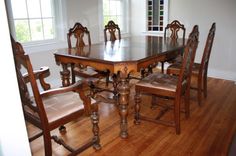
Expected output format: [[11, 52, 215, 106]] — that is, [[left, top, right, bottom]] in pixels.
[[208, 68, 236, 83]]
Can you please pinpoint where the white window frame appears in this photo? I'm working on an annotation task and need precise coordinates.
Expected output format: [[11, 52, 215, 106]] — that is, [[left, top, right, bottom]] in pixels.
[[6, 0, 68, 53], [99, 0, 130, 41]]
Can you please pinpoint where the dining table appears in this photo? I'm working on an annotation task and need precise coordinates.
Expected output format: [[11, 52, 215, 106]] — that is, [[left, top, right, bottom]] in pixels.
[[54, 35, 185, 139]]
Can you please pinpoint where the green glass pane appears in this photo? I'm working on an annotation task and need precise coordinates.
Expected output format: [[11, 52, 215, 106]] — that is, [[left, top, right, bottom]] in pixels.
[[14, 20, 30, 43], [160, 11, 163, 15]]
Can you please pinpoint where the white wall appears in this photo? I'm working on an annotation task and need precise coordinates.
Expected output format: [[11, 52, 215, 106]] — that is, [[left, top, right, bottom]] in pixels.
[[169, 0, 236, 81], [0, 1, 31, 155], [130, 0, 236, 81], [24, 0, 236, 82], [66, 0, 101, 44]]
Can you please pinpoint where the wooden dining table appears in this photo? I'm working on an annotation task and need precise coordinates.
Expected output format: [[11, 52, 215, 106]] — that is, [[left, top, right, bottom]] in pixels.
[[54, 35, 185, 139]]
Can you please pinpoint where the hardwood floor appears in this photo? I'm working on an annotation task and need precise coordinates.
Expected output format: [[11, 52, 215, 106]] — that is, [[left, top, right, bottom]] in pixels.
[[28, 78, 236, 155]]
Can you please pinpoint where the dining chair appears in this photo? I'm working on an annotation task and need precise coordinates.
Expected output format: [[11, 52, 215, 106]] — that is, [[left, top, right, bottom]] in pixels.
[[104, 20, 121, 42], [160, 20, 186, 73], [134, 25, 199, 134], [167, 23, 216, 106], [68, 22, 110, 86], [11, 37, 101, 155]]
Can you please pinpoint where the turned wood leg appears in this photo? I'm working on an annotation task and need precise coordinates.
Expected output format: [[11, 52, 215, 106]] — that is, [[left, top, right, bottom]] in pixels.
[[91, 108, 101, 150], [174, 98, 181, 135], [134, 92, 141, 125], [111, 72, 121, 102], [117, 78, 130, 139], [60, 63, 70, 87]]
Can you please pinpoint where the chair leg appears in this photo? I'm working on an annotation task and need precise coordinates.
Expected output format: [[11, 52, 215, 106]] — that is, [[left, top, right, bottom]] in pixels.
[[203, 73, 208, 98], [105, 70, 110, 87], [184, 86, 190, 119], [161, 61, 164, 73], [151, 95, 158, 109], [174, 99, 181, 135], [134, 92, 141, 125], [71, 63, 76, 84], [91, 111, 101, 150], [197, 76, 203, 106], [43, 131, 52, 156]]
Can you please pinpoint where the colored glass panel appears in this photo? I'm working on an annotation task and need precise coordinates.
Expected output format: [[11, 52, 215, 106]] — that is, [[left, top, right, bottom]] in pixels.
[[160, 0, 164, 5], [153, 27, 159, 31]]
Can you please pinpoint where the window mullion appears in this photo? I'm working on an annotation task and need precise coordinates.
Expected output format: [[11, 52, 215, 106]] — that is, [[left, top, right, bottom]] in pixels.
[[39, 0, 45, 40], [25, 0, 32, 41]]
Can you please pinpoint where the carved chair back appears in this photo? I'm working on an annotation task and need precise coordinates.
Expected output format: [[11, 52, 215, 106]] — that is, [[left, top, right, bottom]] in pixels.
[[176, 25, 199, 96], [104, 20, 121, 42], [11, 36, 51, 129], [11, 36, 101, 155], [199, 23, 216, 76], [164, 20, 186, 42], [67, 22, 91, 48]]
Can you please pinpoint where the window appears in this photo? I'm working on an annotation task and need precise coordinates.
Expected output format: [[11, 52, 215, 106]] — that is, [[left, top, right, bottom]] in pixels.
[[7, 0, 55, 43], [147, 0, 168, 32], [102, 0, 129, 33]]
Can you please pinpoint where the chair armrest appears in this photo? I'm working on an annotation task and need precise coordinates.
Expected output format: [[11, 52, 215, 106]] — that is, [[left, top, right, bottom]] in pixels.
[[23, 66, 51, 90], [41, 81, 95, 116], [40, 81, 83, 97]]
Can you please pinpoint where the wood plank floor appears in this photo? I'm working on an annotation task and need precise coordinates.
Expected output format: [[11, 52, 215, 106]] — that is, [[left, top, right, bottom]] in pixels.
[[28, 78, 236, 156]]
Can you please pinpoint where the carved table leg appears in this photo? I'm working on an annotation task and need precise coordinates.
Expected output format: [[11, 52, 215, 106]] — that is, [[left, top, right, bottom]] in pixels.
[[60, 63, 70, 87], [112, 72, 120, 102], [117, 77, 130, 139]]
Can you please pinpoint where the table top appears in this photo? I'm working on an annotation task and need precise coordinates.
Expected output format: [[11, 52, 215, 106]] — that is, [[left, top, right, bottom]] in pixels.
[[54, 36, 185, 64]]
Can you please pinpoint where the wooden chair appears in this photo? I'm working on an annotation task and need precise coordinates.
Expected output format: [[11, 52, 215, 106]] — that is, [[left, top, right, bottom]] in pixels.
[[161, 20, 186, 73], [11, 37, 101, 155], [104, 20, 121, 42], [167, 23, 216, 106], [68, 22, 110, 86], [134, 25, 199, 134]]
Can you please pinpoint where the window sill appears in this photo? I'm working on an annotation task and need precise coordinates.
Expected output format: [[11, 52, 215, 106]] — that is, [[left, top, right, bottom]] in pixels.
[[142, 31, 164, 36]]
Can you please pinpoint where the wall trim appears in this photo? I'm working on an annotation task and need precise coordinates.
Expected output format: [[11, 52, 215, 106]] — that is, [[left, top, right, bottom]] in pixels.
[[208, 68, 236, 83]]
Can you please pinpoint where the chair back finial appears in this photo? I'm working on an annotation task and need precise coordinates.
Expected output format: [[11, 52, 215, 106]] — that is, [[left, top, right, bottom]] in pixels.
[[104, 20, 121, 42], [200, 23, 216, 75], [67, 22, 91, 48], [164, 20, 186, 41]]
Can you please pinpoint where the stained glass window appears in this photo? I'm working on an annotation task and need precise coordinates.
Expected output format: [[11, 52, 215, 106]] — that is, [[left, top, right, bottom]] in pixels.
[[147, 0, 168, 32]]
